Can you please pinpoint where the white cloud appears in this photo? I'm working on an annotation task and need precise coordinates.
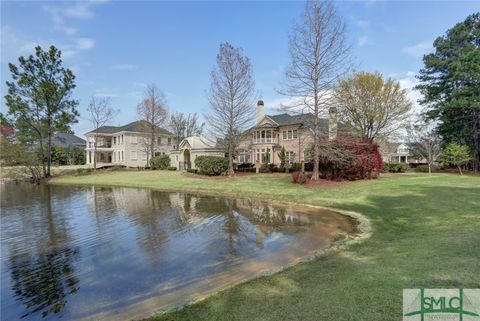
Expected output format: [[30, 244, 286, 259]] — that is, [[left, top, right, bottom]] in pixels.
[[402, 42, 432, 57], [358, 36, 369, 47], [43, 1, 108, 36], [397, 71, 424, 114], [354, 19, 371, 29], [76, 37, 95, 50], [111, 64, 137, 71]]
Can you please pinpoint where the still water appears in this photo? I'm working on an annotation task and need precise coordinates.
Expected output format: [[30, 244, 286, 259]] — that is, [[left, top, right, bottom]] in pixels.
[[1, 183, 353, 321]]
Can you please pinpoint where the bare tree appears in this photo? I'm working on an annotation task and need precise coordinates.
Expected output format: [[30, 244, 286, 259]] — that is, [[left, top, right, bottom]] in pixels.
[[279, 1, 350, 180], [408, 120, 442, 175], [169, 112, 204, 146], [137, 84, 168, 166], [206, 42, 256, 176], [335, 71, 412, 141], [86, 96, 117, 170]]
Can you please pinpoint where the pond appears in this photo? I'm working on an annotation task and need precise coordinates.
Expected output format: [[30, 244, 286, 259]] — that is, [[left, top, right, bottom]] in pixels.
[[0, 183, 354, 321]]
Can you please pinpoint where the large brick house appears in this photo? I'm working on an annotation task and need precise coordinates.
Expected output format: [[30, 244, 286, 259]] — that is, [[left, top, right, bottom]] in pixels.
[[235, 101, 339, 166]]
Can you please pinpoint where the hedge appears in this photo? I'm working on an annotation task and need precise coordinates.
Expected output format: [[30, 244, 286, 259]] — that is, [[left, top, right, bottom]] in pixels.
[[383, 162, 408, 173], [194, 156, 228, 176], [150, 155, 171, 170]]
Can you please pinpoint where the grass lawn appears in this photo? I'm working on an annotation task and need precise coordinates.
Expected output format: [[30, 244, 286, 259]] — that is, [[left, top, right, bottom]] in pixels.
[[50, 171, 480, 321]]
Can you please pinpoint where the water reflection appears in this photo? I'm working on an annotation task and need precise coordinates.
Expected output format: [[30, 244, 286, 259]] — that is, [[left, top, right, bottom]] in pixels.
[[1, 183, 353, 321], [9, 247, 80, 318]]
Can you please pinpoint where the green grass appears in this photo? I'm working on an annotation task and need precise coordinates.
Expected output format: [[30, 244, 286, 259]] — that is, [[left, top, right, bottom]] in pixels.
[[50, 171, 480, 321]]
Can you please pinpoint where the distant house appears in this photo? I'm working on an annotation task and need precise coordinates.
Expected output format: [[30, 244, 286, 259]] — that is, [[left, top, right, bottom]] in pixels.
[[0, 124, 16, 142], [169, 135, 224, 170], [50, 133, 86, 150], [235, 100, 340, 166], [380, 142, 425, 164], [85, 120, 175, 167]]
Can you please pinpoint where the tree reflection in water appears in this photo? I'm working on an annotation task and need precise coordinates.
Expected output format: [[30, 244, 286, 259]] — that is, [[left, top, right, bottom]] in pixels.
[[9, 247, 80, 319]]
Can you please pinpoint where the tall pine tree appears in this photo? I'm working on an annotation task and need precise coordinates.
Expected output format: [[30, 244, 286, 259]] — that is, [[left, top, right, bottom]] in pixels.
[[416, 13, 480, 172], [5, 46, 79, 177]]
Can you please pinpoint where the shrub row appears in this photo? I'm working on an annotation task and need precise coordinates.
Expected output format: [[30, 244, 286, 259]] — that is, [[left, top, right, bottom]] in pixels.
[[195, 156, 227, 176], [383, 162, 408, 173], [414, 164, 439, 173]]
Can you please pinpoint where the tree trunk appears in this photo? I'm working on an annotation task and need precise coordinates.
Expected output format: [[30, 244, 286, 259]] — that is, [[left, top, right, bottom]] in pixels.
[[458, 165, 463, 175], [47, 130, 52, 177], [227, 143, 234, 177], [150, 124, 155, 168], [428, 163, 432, 176]]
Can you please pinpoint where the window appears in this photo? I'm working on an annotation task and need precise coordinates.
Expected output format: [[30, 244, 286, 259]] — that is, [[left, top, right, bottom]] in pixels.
[[113, 137, 116, 145], [237, 150, 250, 163], [113, 152, 116, 162], [121, 135, 124, 144], [142, 152, 147, 161], [157, 136, 162, 145], [167, 138, 171, 145], [282, 129, 298, 140], [122, 151, 124, 161], [253, 130, 273, 143], [131, 151, 137, 160], [285, 151, 295, 163]]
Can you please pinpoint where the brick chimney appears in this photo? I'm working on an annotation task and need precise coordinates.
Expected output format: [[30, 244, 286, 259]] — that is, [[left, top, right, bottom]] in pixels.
[[256, 100, 265, 125], [328, 107, 338, 141]]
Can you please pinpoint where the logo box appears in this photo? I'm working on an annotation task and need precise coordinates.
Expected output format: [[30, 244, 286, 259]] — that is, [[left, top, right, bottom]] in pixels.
[[403, 289, 480, 321]]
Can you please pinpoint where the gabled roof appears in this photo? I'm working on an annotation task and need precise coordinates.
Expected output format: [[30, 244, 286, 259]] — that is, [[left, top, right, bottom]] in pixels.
[[44, 133, 86, 149], [179, 135, 217, 150], [87, 120, 173, 136]]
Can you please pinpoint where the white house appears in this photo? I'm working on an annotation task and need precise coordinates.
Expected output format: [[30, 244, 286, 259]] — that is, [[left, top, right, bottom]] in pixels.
[[85, 120, 175, 168]]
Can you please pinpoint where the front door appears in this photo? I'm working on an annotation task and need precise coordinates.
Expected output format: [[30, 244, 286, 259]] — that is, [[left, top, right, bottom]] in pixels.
[[183, 149, 191, 169]]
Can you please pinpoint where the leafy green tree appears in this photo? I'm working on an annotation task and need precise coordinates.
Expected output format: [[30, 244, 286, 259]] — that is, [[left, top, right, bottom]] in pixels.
[[5, 46, 79, 177], [50, 146, 70, 165], [335, 71, 412, 141], [416, 13, 480, 172], [441, 142, 472, 175]]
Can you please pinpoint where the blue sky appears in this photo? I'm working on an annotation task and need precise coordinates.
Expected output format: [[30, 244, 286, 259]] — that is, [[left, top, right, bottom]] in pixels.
[[1, 1, 478, 136]]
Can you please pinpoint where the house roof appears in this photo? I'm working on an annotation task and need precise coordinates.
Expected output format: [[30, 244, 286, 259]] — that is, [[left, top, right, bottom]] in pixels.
[[249, 113, 331, 133], [180, 135, 217, 150], [87, 120, 173, 136], [47, 133, 86, 149]]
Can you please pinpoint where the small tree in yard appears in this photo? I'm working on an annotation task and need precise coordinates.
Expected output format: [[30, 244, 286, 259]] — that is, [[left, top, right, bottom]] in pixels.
[[137, 84, 168, 166], [441, 142, 472, 175], [86, 96, 117, 170], [408, 121, 442, 175], [279, 1, 351, 181], [206, 42, 256, 177], [278, 147, 287, 172]]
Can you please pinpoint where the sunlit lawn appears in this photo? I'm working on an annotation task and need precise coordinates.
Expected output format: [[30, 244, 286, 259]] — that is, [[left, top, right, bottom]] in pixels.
[[51, 171, 480, 321]]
